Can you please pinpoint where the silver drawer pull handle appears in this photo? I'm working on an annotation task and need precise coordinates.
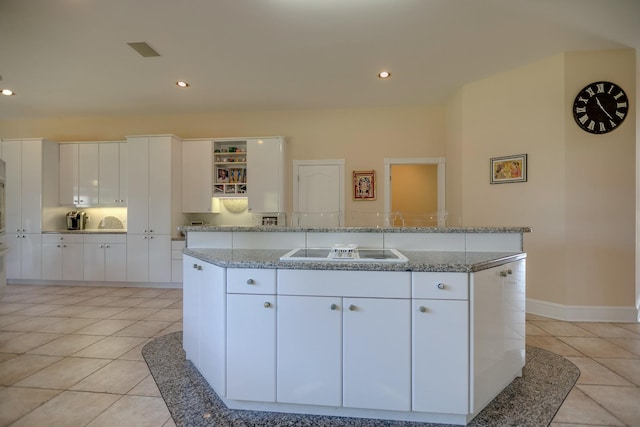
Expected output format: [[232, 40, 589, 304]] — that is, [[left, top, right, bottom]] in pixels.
[[437, 283, 445, 290], [192, 264, 198, 269], [197, 265, 202, 271], [419, 306, 427, 313], [500, 271, 508, 277], [330, 303, 338, 310], [349, 304, 356, 311], [246, 279, 255, 285], [264, 302, 272, 308], [507, 269, 513, 275]]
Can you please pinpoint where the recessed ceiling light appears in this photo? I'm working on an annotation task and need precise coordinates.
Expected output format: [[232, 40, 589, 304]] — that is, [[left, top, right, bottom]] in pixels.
[[176, 81, 189, 88], [378, 71, 391, 79], [1, 89, 14, 96]]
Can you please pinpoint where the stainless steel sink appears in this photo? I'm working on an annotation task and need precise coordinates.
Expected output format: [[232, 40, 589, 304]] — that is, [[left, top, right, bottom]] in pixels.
[[280, 248, 408, 263]]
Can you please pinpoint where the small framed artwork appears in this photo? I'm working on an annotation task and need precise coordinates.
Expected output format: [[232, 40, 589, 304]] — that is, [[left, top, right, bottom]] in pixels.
[[490, 154, 527, 184], [353, 170, 376, 200]]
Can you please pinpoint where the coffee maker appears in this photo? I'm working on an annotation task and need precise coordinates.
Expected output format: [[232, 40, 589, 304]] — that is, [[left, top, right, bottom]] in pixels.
[[66, 211, 87, 230]]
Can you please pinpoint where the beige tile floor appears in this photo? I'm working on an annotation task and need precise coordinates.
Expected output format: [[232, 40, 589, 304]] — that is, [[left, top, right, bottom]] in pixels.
[[0, 284, 638, 427]]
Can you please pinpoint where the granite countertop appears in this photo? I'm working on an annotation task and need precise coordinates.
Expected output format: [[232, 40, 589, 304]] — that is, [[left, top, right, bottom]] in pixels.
[[184, 248, 526, 273], [42, 229, 127, 234], [179, 225, 532, 233]]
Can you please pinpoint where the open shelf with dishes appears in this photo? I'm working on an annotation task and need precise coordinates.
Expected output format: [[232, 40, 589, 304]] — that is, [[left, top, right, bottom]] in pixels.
[[213, 141, 247, 197]]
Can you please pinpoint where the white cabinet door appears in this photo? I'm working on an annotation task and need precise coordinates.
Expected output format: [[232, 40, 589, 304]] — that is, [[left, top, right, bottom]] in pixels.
[[98, 143, 121, 205], [412, 299, 469, 413], [20, 234, 42, 280], [127, 136, 149, 235], [247, 137, 285, 213], [20, 140, 43, 233], [104, 243, 126, 282], [198, 261, 227, 396], [62, 242, 84, 281], [126, 234, 149, 282], [42, 242, 63, 280], [182, 139, 213, 213], [343, 297, 411, 411], [226, 293, 276, 402], [148, 137, 172, 234], [78, 144, 99, 207], [119, 142, 128, 205], [277, 295, 342, 406], [148, 234, 171, 283], [470, 260, 526, 412], [182, 255, 200, 364], [2, 140, 23, 234], [59, 143, 79, 205], [83, 241, 106, 281]]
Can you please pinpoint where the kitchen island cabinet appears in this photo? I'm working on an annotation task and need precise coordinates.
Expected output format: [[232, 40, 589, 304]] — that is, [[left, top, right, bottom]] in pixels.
[[182, 247, 526, 425]]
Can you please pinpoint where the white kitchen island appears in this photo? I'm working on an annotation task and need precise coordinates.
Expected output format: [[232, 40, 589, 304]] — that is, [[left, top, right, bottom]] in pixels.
[[180, 226, 529, 425]]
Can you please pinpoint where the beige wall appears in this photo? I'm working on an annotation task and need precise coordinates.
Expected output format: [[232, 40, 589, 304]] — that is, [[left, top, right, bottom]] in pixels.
[[1, 49, 636, 315], [563, 50, 636, 308], [0, 106, 447, 220], [451, 49, 636, 311]]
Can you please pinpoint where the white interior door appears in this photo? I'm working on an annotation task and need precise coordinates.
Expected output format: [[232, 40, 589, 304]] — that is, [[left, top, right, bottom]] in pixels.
[[293, 160, 344, 226]]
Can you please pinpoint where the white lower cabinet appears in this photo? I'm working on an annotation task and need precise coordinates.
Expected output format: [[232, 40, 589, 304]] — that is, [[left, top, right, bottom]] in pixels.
[[276, 270, 411, 411], [226, 292, 276, 402], [412, 272, 469, 413], [126, 234, 171, 282], [83, 234, 126, 282], [41, 234, 83, 281], [277, 295, 342, 406], [171, 240, 185, 283], [6, 234, 42, 280]]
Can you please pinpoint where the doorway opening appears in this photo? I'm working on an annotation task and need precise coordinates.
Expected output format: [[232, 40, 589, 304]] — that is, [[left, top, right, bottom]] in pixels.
[[384, 158, 446, 227]]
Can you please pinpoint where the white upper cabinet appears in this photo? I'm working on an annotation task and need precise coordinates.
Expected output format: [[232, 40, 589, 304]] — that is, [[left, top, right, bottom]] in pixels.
[[59, 142, 127, 207], [182, 139, 214, 213], [98, 142, 127, 205], [78, 143, 99, 206], [59, 144, 79, 205], [184, 136, 286, 213]]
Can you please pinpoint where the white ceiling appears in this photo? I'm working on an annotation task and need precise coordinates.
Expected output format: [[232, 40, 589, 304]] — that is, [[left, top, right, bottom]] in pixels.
[[0, 0, 638, 120]]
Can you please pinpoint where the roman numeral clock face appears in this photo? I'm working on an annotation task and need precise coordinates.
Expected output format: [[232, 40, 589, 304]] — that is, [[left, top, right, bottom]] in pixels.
[[573, 81, 628, 134]]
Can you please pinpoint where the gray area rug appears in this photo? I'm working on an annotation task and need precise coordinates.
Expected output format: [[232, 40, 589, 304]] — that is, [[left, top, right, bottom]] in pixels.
[[142, 332, 579, 427]]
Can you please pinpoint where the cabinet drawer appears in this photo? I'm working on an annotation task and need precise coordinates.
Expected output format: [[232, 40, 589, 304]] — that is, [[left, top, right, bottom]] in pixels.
[[84, 234, 126, 244], [278, 270, 411, 298], [412, 272, 468, 300], [227, 268, 276, 294], [42, 233, 84, 243]]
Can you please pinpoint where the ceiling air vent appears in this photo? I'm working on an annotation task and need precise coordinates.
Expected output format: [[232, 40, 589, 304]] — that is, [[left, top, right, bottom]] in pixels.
[[127, 42, 160, 58]]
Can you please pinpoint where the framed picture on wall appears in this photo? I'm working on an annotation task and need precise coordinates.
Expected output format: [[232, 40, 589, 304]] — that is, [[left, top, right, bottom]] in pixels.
[[490, 154, 527, 184], [353, 170, 376, 200]]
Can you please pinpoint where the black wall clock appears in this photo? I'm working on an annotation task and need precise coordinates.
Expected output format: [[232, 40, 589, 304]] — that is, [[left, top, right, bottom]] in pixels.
[[573, 81, 628, 134]]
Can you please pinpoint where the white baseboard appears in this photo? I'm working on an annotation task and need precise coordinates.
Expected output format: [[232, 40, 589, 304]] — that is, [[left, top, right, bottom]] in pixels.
[[7, 279, 183, 289], [527, 298, 639, 323]]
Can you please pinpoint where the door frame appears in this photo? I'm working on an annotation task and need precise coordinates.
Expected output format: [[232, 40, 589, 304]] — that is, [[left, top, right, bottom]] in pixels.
[[293, 159, 346, 226], [383, 157, 446, 227]]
